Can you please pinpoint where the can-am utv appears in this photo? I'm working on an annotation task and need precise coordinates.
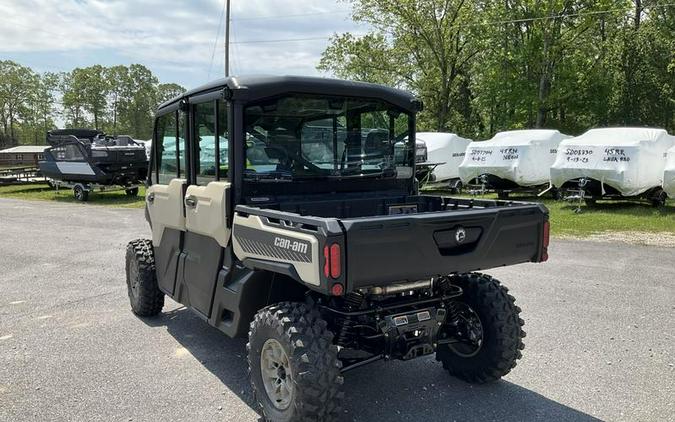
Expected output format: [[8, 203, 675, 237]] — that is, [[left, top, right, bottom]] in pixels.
[[125, 76, 549, 421], [39, 128, 148, 201]]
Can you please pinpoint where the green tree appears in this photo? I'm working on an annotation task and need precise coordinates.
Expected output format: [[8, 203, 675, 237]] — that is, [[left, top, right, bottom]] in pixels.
[[319, 0, 482, 134], [60, 71, 88, 128], [608, 1, 674, 131], [0, 60, 36, 142], [117, 64, 159, 139], [105, 65, 129, 133], [62, 65, 109, 130], [157, 83, 186, 106]]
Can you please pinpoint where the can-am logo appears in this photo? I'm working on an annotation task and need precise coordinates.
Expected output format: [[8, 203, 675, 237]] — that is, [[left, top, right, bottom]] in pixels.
[[455, 227, 467, 243], [274, 237, 308, 254]]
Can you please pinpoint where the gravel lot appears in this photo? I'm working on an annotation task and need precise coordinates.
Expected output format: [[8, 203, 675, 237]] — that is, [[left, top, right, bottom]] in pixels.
[[0, 197, 673, 422]]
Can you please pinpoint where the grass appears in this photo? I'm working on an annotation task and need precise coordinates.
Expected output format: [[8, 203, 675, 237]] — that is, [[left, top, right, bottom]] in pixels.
[[425, 190, 675, 236], [0, 183, 146, 208], [1, 183, 674, 236]]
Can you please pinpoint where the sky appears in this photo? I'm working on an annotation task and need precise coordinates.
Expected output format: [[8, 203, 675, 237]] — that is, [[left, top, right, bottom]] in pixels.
[[0, 0, 365, 89]]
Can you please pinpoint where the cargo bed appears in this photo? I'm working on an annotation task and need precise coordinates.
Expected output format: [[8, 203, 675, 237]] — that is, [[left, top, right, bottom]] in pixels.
[[233, 195, 549, 292]]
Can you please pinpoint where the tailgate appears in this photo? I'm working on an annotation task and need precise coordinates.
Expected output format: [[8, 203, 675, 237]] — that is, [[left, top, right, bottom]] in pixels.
[[341, 204, 548, 289]]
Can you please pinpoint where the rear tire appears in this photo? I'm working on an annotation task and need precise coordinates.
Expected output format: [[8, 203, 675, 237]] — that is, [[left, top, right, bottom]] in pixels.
[[125, 187, 139, 197], [73, 184, 89, 201], [436, 273, 525, 384], [125, 239, 164, 317], [247, 302, 343, 422]]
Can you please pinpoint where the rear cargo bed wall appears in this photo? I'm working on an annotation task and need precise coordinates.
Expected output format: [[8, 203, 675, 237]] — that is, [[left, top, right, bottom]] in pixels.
[[254, 195, 444, 219]]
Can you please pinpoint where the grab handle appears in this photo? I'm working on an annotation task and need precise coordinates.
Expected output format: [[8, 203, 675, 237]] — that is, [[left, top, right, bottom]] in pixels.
[[185, 195, 197, 208]]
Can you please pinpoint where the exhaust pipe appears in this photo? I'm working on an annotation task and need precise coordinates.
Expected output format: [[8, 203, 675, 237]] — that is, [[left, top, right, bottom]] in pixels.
[[368, 279, 432, 295]]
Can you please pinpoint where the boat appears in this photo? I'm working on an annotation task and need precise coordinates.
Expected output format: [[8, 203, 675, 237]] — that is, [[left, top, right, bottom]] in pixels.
[[38, 129, 148, 200]]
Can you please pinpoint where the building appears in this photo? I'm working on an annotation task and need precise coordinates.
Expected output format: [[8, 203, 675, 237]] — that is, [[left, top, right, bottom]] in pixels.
[[0, 146, 48, 166]]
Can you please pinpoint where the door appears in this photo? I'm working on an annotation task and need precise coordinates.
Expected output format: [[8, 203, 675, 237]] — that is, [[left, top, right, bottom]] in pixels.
[[147, 109, 188, 296], [180, 99, 231, 318]]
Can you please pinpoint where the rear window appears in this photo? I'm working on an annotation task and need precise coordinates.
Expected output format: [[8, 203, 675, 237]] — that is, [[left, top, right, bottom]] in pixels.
[[243, 94, 413, 181]]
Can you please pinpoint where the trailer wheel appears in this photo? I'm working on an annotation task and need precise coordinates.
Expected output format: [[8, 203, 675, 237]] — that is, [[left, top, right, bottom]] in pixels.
[[125, 187, 139, 197], [125, 239, 164, 317], [247, 302, 343, 422], [436, 273, 525, 384], [650, 189, 667, 208], [497, 190, 509, 200], [73, 184, 89, 202], [551, 187, 563, 200]]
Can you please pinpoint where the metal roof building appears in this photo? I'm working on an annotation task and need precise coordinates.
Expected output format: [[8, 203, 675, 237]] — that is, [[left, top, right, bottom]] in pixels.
[[0, 145, 48, 166]]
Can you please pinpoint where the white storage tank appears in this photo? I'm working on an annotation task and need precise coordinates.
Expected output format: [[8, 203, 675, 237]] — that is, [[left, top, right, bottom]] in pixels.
[[416, 132, 472, 184], [458, 129, 569, 190], [551, 128, 675, 201], [663, 145, 675, 198]]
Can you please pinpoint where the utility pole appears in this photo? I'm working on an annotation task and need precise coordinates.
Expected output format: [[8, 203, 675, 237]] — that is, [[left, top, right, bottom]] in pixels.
[[225, 0, 231, 76]]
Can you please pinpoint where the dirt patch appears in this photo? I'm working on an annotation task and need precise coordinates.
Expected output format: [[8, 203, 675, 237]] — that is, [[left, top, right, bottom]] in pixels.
[[558, 231, 675, 247]]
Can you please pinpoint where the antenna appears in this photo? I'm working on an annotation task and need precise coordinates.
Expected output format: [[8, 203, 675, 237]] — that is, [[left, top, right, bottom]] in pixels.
[[225, 0, 231, 76]]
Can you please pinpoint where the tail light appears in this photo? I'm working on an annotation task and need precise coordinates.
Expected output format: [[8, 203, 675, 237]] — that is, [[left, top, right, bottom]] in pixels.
[[541, 220, 550, 262], [323, 245, 330, 278], [323, 242, 343, 295], [329, 244, 341, 278]]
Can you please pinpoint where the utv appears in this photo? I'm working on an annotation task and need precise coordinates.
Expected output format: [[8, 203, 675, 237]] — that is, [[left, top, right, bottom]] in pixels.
[[126, 76, 549, 421], [39, 128, 148, 201]]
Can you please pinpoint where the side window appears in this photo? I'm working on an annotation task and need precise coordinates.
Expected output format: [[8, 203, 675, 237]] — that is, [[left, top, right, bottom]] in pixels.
[[156, 111, 178, 184], [51, 144, 85, 161], [218, 99, 229, 178], [178, 111, 187, 179], [194, 101, 217, 185]]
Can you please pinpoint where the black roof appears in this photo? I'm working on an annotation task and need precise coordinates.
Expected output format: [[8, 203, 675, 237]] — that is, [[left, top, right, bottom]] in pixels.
[[158, 75, 421, 113], [48, 128, 103, 139]]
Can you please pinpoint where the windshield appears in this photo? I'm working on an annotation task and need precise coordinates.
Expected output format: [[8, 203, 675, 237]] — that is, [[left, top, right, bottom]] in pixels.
[[244, 94, 413, 181]]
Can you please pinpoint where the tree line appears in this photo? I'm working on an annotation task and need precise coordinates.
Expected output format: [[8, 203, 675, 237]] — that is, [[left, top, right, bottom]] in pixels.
[[319, 0, 674, 138], [0, 61, 185, 148]]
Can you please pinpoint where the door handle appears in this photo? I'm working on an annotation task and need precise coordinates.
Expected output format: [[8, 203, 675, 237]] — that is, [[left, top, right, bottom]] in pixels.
[[185, 195, 197, 208], [147, 192, 155, 203]]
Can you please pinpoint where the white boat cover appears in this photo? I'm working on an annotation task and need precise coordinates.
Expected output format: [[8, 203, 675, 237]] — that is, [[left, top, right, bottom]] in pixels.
[[663, 145, 675, 197], [551, 128, 675, 197], [459, 129, 569, 187], [416, 132, 472, 181]]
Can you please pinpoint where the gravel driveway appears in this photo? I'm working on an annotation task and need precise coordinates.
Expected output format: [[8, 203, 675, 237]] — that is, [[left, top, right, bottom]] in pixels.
[[0, 198, 673, 422]]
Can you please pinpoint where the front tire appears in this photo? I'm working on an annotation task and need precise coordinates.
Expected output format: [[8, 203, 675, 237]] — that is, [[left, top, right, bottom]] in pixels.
[[125, 239, 164, 316], [436, 273, 525, 384], [247, 302, 343, 422]]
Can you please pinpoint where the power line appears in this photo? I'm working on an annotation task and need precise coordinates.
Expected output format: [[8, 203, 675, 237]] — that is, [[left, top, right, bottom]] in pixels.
[[230, 36, 328, 45], [231, 20, 243, 75], [228, 3, 675, 45], [477, 3, 675, 26], [207, 0, 226, 80], [231, 10, 344, 21]]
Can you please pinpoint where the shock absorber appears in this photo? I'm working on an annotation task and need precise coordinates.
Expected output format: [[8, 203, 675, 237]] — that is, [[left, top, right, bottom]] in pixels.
[[336, 292, 365, 346]]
